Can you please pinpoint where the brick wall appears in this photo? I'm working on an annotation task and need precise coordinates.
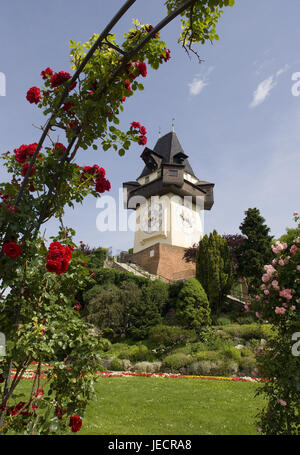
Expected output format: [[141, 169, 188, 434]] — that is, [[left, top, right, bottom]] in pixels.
[[132, 243, 195, 282]]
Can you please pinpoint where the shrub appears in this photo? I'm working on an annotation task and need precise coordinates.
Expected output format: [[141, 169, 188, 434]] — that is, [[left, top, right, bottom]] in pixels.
[[240, 346, 253, 357], [118, 345, 150, 363], [194, 351, 219, 361], [133, 362, 162, 373], [221, 324, 273, 341], [110, 358, 124, 371], [221, 346, 242, 362], [187, 360, 215, 376], [196, 230, 233, 314], [85, 282, 142, 336], [238, 357, 257, 376], [187, 359, 239, 376], [161, 353, 193, 372], [212, 360, 239, 376], [99, 338, 112, 352], [127, 281, 164, 340], [215, 316, 232, 326], [176, 278, 211, 331], [148, 325, 197, 349]]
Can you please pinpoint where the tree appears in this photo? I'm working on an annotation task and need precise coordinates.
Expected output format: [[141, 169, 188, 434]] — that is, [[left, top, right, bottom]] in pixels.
[[279, 227, 300, 246], [127, 280, 167, 339], [176, 278, 211, 331], [236, 208, 273, 291], [85, 282, 141, 337], [196, 230, 233, 314], [222, 234, 246, 275]]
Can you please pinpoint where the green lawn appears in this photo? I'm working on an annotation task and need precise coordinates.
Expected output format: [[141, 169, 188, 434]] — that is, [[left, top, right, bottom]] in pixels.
[[12, 376, 265, 435], [81, 377, 264, 435]]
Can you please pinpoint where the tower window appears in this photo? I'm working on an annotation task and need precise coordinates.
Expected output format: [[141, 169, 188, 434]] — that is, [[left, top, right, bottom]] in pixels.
[[144, 176, 150, 184], [157, 170, 162, 178], [168, 169, 178, 177]]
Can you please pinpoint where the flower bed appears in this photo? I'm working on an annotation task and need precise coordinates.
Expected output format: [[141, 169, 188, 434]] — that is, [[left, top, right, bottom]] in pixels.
[[10, 364, 266, 383]]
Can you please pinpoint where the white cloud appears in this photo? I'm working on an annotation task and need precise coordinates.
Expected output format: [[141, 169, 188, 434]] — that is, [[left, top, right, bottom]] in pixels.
[[188, 77, 208, 96], [250, 63, 290, 108], [188, 67, 214, 96], [276, 64, 290, 77], [250, 76, 277, 108]]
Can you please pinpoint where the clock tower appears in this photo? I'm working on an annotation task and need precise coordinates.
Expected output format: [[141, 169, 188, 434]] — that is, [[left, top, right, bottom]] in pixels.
[[123, 131, 214, 281]]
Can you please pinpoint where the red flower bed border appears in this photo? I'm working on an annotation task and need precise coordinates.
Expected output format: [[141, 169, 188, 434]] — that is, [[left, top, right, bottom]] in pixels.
[[10, 364, 267, 383]]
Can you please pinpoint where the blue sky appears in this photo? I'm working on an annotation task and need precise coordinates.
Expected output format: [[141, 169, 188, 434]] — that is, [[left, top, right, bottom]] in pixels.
[[1, 0, 300, 254]]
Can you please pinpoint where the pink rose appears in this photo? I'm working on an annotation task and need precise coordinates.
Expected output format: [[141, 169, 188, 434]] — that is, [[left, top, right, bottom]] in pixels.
[[278, 399, 287, 406], [279, 289, 293, 301]]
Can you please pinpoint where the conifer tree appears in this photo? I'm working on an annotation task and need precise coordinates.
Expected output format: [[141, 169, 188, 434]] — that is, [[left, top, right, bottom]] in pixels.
[[196, 230, 233, 314], [236, 208, 273, 291], [176, 278, 211, 331]]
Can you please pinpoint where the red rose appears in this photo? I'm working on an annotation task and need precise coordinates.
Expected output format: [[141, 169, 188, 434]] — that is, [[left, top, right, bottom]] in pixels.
[[14, 143, 38, 163], [27, 143, 38, 156], [69, 414, 82, 433], [131, 121, 141, 129], [125, 79, 131, 91], [46, 260, 62, 274], [46, 241, 72, 274], [161, 48, 171, 62], [81, 165, 105, 183], [50, 70, 71, 88], [68, 81, 77, 91], [14, 145, 28, 163], [63, 102, 74, 113], [138, 136, 147, 146], [139, 126, 147, 135], [26, 87, 42, 104], [121, 97, 126, 103], [136, 61, 147, 78], [95, 177, 111, 194], [73, 302, 82, 311], [53, 143, 66, 154], [2, 242, 22, 258], [22, 163, 34, 177], [41, 67, 53, 79]]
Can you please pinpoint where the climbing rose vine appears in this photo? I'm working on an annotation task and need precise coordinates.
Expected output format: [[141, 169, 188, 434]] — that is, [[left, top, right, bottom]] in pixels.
[[0, 1, 236, 434], [249, 213, 300, 435]]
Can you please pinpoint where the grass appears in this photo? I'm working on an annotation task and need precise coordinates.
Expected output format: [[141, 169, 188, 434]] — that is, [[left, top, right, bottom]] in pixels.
[[12, 374, 265, 435], [80, 377, 264, 435]]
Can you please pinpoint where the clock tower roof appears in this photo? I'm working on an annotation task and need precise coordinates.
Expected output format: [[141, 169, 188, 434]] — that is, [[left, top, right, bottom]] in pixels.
[[138, 131, 196, 179]]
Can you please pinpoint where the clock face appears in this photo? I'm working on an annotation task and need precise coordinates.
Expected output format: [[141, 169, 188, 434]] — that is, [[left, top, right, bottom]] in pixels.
[[141, 203, 163, 234], [176, 206, 195, 233]]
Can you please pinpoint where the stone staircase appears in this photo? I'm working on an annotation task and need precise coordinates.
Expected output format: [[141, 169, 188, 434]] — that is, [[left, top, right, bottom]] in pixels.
[[110, 258, 173, 282]]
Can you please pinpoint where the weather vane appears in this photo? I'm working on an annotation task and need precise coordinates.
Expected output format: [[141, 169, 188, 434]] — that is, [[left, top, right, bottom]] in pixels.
[[158, 126, 161, 138], [172, 118, 175, 132]]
